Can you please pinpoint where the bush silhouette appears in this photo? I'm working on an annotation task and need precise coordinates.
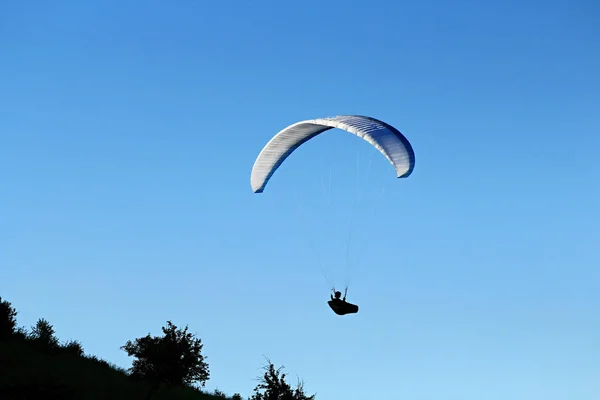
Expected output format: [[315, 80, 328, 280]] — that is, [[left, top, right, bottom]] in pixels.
[[250, 359, 316, 400], [121, 320, 210, 394], [29, 318, 60, 352], [60, 340, 85, 357]]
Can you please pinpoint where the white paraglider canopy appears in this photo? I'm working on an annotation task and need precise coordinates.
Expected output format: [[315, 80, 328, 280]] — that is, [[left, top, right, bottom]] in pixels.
[[250, 115, 415, 193]]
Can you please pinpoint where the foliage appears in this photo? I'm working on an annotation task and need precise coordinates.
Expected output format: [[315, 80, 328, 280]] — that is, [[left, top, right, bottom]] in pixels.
[[29, 318, 60, 351], [0, 296, 18, 339], [250, 359, 316, 400], [121, 321, 210, 389], [61, 339, 85, 357], [0, 295, 316, 400]]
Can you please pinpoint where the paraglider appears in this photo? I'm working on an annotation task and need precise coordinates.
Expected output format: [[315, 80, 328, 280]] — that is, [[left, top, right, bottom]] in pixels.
[[328, 289, 359, 316], [250, 115, 415, 316]]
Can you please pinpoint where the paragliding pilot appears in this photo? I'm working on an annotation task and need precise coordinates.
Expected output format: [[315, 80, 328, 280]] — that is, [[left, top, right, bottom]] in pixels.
[[331, 290, 344, 301], [328, 287, 359, 316]]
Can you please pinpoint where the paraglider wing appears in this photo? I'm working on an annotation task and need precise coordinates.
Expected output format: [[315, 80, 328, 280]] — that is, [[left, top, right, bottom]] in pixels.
[[250, 115, 415, 193]]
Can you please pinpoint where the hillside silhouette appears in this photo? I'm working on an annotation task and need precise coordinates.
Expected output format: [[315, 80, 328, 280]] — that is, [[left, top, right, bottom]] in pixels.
[[0, 296, 316, 400]]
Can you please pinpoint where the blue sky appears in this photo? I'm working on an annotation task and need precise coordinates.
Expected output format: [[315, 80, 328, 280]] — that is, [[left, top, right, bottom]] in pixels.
[[2, 0, 599, 399]]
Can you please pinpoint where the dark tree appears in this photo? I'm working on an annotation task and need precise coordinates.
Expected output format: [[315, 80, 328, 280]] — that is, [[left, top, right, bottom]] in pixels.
[[250, 359, 316, 400], [0, 296, 18, 340], [29, 318, 60, 349], [61, 339, 85, 357], [121, 321, 210, 390]]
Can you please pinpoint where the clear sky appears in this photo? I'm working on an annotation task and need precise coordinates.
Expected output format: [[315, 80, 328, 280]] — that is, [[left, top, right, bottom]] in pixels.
[[2, 1, 599, 399]]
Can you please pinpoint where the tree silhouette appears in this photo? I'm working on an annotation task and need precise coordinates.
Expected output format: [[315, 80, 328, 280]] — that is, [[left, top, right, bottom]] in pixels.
[[29, 318, 60, 350], [61, 339, 85, 357], [121, 321, 210, 392], [250, 359, 316, 400], [0, 296, 18, 340]]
